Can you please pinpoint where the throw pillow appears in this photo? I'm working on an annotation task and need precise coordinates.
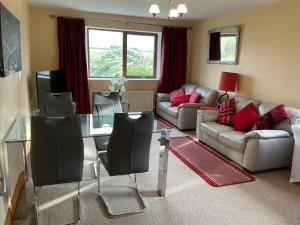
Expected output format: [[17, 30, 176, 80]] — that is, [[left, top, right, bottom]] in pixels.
[[270, 104, 289, 124], [218, 98, 236, 126], [170, 89, 185, 102], [234, 103, 260, 132], [189, 91, 201, 103], [252, 104, 289, 130], [171, 95, 191, 107]]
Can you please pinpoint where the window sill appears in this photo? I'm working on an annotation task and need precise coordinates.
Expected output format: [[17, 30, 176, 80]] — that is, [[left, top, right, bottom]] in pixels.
[[88, 78, 159, 81]]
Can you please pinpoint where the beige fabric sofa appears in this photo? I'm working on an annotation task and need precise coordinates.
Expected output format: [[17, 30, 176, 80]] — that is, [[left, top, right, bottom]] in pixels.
[[196, 95, 300, 172], [156, 84, 219, 130]]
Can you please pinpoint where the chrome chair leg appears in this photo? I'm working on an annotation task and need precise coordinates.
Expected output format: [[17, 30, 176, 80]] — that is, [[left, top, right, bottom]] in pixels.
[[97, 160, 146, 218], [34, 183, 82, 225]]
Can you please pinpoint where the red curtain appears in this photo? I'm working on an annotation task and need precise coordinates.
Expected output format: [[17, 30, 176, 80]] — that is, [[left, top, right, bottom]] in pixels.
[[158, 27, 188, 93], [209, 32, 221, 61], [57, 17, 91, 114]]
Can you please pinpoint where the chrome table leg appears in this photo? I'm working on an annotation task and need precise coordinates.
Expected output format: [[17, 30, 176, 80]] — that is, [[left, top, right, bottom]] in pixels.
[[157, 129, 171, 197]]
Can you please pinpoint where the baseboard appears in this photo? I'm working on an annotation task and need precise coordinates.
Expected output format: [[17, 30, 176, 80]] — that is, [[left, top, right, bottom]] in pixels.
[[4, 171, 26, 225]]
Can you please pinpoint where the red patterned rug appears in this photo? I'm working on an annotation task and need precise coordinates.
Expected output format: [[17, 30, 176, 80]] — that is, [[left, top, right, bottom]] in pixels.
[[154, 115, 173, 129], [169, 136, 255, 187]]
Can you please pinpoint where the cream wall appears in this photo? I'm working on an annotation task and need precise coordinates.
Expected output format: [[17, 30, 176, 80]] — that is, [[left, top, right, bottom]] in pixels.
[[0, 0, 31, 223], [191, 0, 300, 108], [29, 6, 195, 108]]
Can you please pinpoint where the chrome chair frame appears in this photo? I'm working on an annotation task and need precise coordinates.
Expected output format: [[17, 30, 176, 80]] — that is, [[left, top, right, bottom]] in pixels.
[[96, 151, 146, 218], [33, 182, 82, 225]]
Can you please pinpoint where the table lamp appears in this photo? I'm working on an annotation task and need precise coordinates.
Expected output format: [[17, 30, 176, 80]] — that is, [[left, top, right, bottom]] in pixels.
[[217, 71, 239, 105]]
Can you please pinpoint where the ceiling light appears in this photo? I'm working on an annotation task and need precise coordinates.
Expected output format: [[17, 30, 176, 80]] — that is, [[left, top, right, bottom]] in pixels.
[[148, 1, 187, 20]]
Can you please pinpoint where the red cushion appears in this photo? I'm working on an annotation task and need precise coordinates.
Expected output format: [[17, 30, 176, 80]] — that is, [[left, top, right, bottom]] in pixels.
[[270, 104, 289, 124], [170, 89, 185, 102], [200, 106, 219, 111], [189, 91, 201, 103], [218, 99, 236, 126], [171, 95, 191, 107], [252, 112, 274, 130], [234, 103, 260, 132], [252, 104, 289, 130]]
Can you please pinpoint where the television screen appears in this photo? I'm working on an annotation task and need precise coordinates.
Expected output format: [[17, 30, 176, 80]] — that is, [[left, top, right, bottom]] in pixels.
[[0, 3, 22, 77], [36, 70, 67, 107]]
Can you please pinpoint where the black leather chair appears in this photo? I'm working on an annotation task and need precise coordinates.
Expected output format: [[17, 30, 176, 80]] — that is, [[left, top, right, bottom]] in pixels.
[[97, 112, 154, 218], [31, 116, 84, 225], [39, 92, 74, 117]]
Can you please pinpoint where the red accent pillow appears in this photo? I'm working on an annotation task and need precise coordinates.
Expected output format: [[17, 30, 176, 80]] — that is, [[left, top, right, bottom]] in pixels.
[[234, 103, 260, 132], [218, 99, 236, 126], [171, 95, 191, 107], [252, 104, 289, 130], [189, 91, 201, 103], [270, 104, 289, 123], [170, 89, 185, 102], [252, 112, 274, 130]]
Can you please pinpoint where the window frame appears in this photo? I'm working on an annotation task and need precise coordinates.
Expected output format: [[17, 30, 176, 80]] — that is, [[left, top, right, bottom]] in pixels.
[[87, 28, 158, 79]]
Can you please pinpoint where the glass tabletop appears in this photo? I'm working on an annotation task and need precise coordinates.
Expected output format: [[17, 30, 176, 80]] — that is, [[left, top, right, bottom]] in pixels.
[[4, 114, 171, 143]]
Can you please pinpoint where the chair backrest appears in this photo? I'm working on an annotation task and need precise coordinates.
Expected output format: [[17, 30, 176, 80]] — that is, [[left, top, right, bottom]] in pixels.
[[92, 92, 122, 115], [39, 92, 74, 117], [30, 116, 84, 187], [106, 112, 154, 176]]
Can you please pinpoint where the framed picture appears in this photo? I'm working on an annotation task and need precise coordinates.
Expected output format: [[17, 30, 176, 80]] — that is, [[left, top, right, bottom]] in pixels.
[[0, 3, 22, 77]]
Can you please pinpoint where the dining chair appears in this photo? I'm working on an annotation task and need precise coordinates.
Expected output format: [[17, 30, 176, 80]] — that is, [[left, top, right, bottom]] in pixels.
[[39, 92, 74, 117], [97, 112, 154, 218], [31, 116, 84, 225]]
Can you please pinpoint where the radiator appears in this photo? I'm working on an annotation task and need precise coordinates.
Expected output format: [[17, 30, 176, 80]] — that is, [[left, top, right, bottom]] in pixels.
[[122, 91, 154, 112]]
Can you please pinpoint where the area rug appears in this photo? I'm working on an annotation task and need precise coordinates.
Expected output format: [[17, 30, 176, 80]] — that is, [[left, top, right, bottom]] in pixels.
[[154, 115, 173, 129], [169, 136, 255, 187]]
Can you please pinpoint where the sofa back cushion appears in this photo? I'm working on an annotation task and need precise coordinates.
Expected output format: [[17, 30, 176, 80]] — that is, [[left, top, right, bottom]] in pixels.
[[194, 86, 219, 105], [181, 84, 198, 95], [234, 95, 261, 112]]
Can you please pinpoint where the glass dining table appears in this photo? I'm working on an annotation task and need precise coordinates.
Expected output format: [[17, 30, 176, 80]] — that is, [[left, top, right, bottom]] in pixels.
[[4, 114, 172, 197]]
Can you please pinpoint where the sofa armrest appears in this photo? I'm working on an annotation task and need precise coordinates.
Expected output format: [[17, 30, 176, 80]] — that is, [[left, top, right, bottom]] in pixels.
[[178, 103, 203, 109], [244, 130, 291, 140], [157, 93, 170, 102], [197, 109, 219, 123]]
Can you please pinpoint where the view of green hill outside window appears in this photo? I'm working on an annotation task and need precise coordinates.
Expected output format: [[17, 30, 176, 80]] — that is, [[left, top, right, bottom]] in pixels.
[[127, 34, 155, 77], [89, 29, 155, 78]]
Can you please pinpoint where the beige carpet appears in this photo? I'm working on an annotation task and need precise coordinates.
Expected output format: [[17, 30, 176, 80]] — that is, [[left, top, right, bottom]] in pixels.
[[12, 128, 300, 225]]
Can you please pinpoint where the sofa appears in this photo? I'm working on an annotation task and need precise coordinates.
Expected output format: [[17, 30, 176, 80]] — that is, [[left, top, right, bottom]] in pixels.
[[156, 84, 219, 130], [196, 95, 300, 172]]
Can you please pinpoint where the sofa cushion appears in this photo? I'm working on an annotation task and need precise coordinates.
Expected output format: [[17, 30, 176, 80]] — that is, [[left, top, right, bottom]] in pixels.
[[171, 95, 191, 106], [219, 131, 246, 152], [234, 95, 261, 112], [181, 84, 198, 95], [167, 107, 179, 118], [194, 86, 219, 106], [159, 102, 171, 113], [170, 89, 185, 102], [234, 103, 260, 132], [201, 122, 234, 140]]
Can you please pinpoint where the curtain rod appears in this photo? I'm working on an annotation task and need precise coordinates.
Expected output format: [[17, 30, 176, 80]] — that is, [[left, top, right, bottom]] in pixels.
[[49, 14, 193, 29]]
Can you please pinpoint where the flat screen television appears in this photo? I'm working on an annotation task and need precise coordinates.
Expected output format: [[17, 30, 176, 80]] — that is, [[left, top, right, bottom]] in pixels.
[[36, 70, 67, 107]]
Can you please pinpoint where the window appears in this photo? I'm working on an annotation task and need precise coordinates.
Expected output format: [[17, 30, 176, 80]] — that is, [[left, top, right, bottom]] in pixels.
[[88, 28, 158, 79]]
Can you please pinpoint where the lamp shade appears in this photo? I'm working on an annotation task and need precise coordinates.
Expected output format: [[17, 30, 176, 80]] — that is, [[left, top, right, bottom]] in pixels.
[[219, 72, 239, 92]]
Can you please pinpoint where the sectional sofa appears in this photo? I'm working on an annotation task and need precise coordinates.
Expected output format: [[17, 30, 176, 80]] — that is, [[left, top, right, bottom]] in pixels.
[[196, 95, 300, 172]]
